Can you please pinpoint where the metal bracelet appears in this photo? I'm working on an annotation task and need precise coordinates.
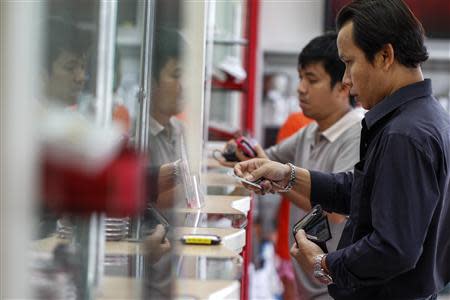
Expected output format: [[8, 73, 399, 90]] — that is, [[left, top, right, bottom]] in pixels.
[[279, 162, 296, 193], [173, 159, 181, 183]]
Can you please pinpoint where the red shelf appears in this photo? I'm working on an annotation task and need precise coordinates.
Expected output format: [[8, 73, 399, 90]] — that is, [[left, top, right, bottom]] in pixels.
[[212, 77, 246, 92]]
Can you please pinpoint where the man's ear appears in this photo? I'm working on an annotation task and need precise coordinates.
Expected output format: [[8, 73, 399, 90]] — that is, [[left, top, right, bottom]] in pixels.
[[375, 43, 395, 71]]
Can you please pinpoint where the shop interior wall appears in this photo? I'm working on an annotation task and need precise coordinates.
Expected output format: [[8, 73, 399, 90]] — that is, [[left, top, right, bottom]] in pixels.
[[256, 0, 325, 143], [256, 0, 450, 145]]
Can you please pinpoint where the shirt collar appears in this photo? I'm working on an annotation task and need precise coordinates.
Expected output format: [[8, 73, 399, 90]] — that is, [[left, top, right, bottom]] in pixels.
[[320, 109, 363, 143], [149, 116, 165, 136], [364, 79, 432, 130]]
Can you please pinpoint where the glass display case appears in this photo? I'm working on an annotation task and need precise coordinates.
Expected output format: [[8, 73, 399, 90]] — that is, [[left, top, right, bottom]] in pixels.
[[2, 1, 249, 299]]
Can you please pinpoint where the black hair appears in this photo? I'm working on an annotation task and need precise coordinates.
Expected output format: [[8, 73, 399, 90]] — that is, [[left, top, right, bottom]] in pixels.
[[45, 17, 91, 73], [336, 0, 428, 68], [298, 32, 345, 89], [151, 27, 186, 81], [298, 32, 355, 106]]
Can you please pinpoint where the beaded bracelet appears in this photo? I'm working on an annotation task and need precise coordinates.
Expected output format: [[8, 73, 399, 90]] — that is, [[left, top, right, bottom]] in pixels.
[[278, 162, 296, 193]]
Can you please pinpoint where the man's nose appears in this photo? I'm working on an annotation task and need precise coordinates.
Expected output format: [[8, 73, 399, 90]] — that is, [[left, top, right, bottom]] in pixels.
[[74, 67, 87, 83], [297, 80, 307, 95], [342, 69, 352, 88]]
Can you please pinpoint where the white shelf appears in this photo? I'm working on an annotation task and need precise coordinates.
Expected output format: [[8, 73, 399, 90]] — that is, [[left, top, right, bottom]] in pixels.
[[209, 38, 248, 46], [116, 26, 141, 47]]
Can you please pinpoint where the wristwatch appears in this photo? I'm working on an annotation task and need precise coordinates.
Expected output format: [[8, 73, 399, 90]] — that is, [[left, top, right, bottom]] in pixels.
[[313, 254, 333, 285]]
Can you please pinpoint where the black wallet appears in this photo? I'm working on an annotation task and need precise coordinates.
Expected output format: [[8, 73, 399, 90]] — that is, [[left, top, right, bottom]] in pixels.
[[292, 204, 332, 253], [142, 204, 170, 243]]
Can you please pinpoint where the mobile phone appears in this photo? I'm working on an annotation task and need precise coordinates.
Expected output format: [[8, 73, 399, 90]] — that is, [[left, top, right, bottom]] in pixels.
[[221, 136, 258, 162], [180, 234, 221, 245], [230, 173, 263, 189], [235, 136, 257, 158]]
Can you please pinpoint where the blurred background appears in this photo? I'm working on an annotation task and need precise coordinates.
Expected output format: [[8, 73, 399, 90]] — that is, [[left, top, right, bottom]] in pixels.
[[1, 0, 449, 299]]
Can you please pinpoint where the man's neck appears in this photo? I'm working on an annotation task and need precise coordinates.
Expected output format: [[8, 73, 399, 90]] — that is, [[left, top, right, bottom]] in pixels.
[[317, 106, 351, 132], [151, 110, 171, 127], [387, 67, 424, 98]]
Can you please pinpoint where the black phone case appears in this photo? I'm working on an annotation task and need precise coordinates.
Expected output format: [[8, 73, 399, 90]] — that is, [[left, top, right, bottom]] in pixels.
[[292, 204, 331, 253]]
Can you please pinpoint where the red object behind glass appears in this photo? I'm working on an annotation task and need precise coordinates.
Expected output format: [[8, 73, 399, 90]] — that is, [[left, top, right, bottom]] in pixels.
[[42, 146, 147, 217], [327, 0, 450, 38]]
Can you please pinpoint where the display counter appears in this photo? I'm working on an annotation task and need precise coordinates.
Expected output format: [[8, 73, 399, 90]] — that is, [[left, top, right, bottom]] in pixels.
[[175, 195, 251, 215], [31, 157, 253, 300], [96, 277, 240, 300], [175, 226, 246, 254], [175, 279, 240, 299]]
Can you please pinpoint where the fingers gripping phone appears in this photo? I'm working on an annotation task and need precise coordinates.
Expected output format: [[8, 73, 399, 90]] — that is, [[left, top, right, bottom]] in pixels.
[[222, 136, 257, 162], [236, 136, 257, 158], [230, 173, 263, 189], [292, 205, 332, 253]]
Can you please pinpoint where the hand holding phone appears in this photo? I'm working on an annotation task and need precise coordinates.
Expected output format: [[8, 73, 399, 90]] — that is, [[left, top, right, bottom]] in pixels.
[[219, 136, 258, 162], [230, 173, 263, 189], [292, 205, 331, 253], [143, 205, 170, 242], [235, 136, 257, 158]]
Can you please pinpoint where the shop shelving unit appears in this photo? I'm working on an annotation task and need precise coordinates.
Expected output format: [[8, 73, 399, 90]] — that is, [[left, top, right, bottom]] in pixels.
[[205, 0, 260, 140]]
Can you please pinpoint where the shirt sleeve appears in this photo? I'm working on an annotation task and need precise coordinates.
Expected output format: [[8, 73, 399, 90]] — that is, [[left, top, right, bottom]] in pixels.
[[326, 134, 440, 288], [265, 130, 300, 163], [310, 171, 354, 215]]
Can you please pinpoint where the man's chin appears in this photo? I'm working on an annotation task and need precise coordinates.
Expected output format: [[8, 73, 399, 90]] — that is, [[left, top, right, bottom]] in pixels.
[[301, 108, 313, 119], [360, 101, 373, 111]]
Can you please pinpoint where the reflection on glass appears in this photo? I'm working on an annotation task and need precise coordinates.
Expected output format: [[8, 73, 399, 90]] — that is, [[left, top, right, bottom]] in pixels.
[[42, 17, 93, 110], [33, 3, 102, 298], [141, 28, 187, 299], [33, 1, 150, 299], [146, 27, 188, 209], [173, 212, 248, 229], [37, 3, 99, 238], [175, 256, 243, 280]]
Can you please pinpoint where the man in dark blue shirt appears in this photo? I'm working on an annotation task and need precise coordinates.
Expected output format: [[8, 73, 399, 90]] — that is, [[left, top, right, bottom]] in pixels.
[[234, 1, 450, 299]]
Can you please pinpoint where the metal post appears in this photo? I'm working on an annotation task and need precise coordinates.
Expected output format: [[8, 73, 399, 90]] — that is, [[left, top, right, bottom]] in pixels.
[[130, 0, 156, 240]]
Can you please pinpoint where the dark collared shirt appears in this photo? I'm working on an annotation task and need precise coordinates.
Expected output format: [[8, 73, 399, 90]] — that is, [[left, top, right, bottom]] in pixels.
[[310, 79, 450, 300]]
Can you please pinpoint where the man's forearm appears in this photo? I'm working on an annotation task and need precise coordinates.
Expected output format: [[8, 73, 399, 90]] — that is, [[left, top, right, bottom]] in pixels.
[[290, 167, 312, 201], [285, 189, 312, 211], [309, 170, 353, 215]]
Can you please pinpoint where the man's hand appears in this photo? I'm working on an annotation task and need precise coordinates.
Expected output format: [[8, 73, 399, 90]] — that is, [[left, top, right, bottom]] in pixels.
[[290, 229, 324, 277], [158, 162, 178, 192], [238, 143, 267, 160], [234, 158, 291, 194], [143, 224, 171, 265], [217, 139, 267, 168]]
